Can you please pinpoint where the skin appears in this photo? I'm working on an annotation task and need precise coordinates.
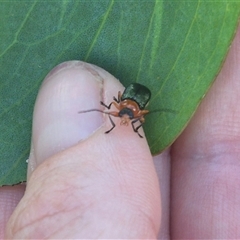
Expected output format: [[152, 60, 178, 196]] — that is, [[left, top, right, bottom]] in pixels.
[[1, 26, 240, 239]]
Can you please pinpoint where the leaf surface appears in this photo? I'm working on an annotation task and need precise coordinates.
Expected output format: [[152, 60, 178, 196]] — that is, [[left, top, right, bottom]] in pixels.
[[0, 1, 239, 185]]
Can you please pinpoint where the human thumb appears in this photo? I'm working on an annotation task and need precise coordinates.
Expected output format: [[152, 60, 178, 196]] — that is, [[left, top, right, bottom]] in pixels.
[[6, 61, 161, 239]]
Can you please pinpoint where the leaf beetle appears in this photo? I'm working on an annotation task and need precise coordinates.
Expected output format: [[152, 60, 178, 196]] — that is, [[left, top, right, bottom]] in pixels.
[[100, 83, 151, 138], [78, 83, 174, 138]]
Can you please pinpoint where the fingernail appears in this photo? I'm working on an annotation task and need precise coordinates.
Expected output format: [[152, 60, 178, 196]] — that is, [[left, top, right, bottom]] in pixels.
[[28, 61, 105, 174]]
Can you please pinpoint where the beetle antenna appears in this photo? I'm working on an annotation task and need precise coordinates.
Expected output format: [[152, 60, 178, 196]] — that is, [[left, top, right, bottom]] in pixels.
[[78, 109, 115, 116], [78, 109, 104, 114], [148, 109, 177, 115]]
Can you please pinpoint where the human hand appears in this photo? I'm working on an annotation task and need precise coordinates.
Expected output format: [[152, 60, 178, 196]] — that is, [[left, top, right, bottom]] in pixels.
[[1, 26, 240, 239]]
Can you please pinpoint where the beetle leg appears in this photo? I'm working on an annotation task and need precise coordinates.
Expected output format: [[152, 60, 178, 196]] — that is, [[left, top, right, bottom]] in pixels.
[[112, 91, 122, 103], [105, 115, 116, 134], [118, 91, 122, 102], [100, 101, 114, 109], [101, 100, 121, 110], [131, 118, 144, 138], [134, 110, 149, 118], [100, 101, 121, 111]]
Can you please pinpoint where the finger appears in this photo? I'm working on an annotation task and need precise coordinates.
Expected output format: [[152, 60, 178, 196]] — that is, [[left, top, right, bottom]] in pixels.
[[6, 61, 161, 239], [27, 61, 105, 175], [0, 185, 25, 239], [154, 150, 171, 240], [171, 26, 240, 238]]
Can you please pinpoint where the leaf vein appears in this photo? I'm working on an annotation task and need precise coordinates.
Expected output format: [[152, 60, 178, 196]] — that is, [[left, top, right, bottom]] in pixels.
[[84, 0, 115, 61]]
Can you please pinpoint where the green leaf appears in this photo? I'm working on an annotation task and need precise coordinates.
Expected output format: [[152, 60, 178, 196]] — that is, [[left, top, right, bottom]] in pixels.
[[0, 1, 239, 185]]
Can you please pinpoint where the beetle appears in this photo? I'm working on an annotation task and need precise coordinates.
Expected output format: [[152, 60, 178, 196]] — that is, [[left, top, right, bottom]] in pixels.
[[78, 83, 151, 138]]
